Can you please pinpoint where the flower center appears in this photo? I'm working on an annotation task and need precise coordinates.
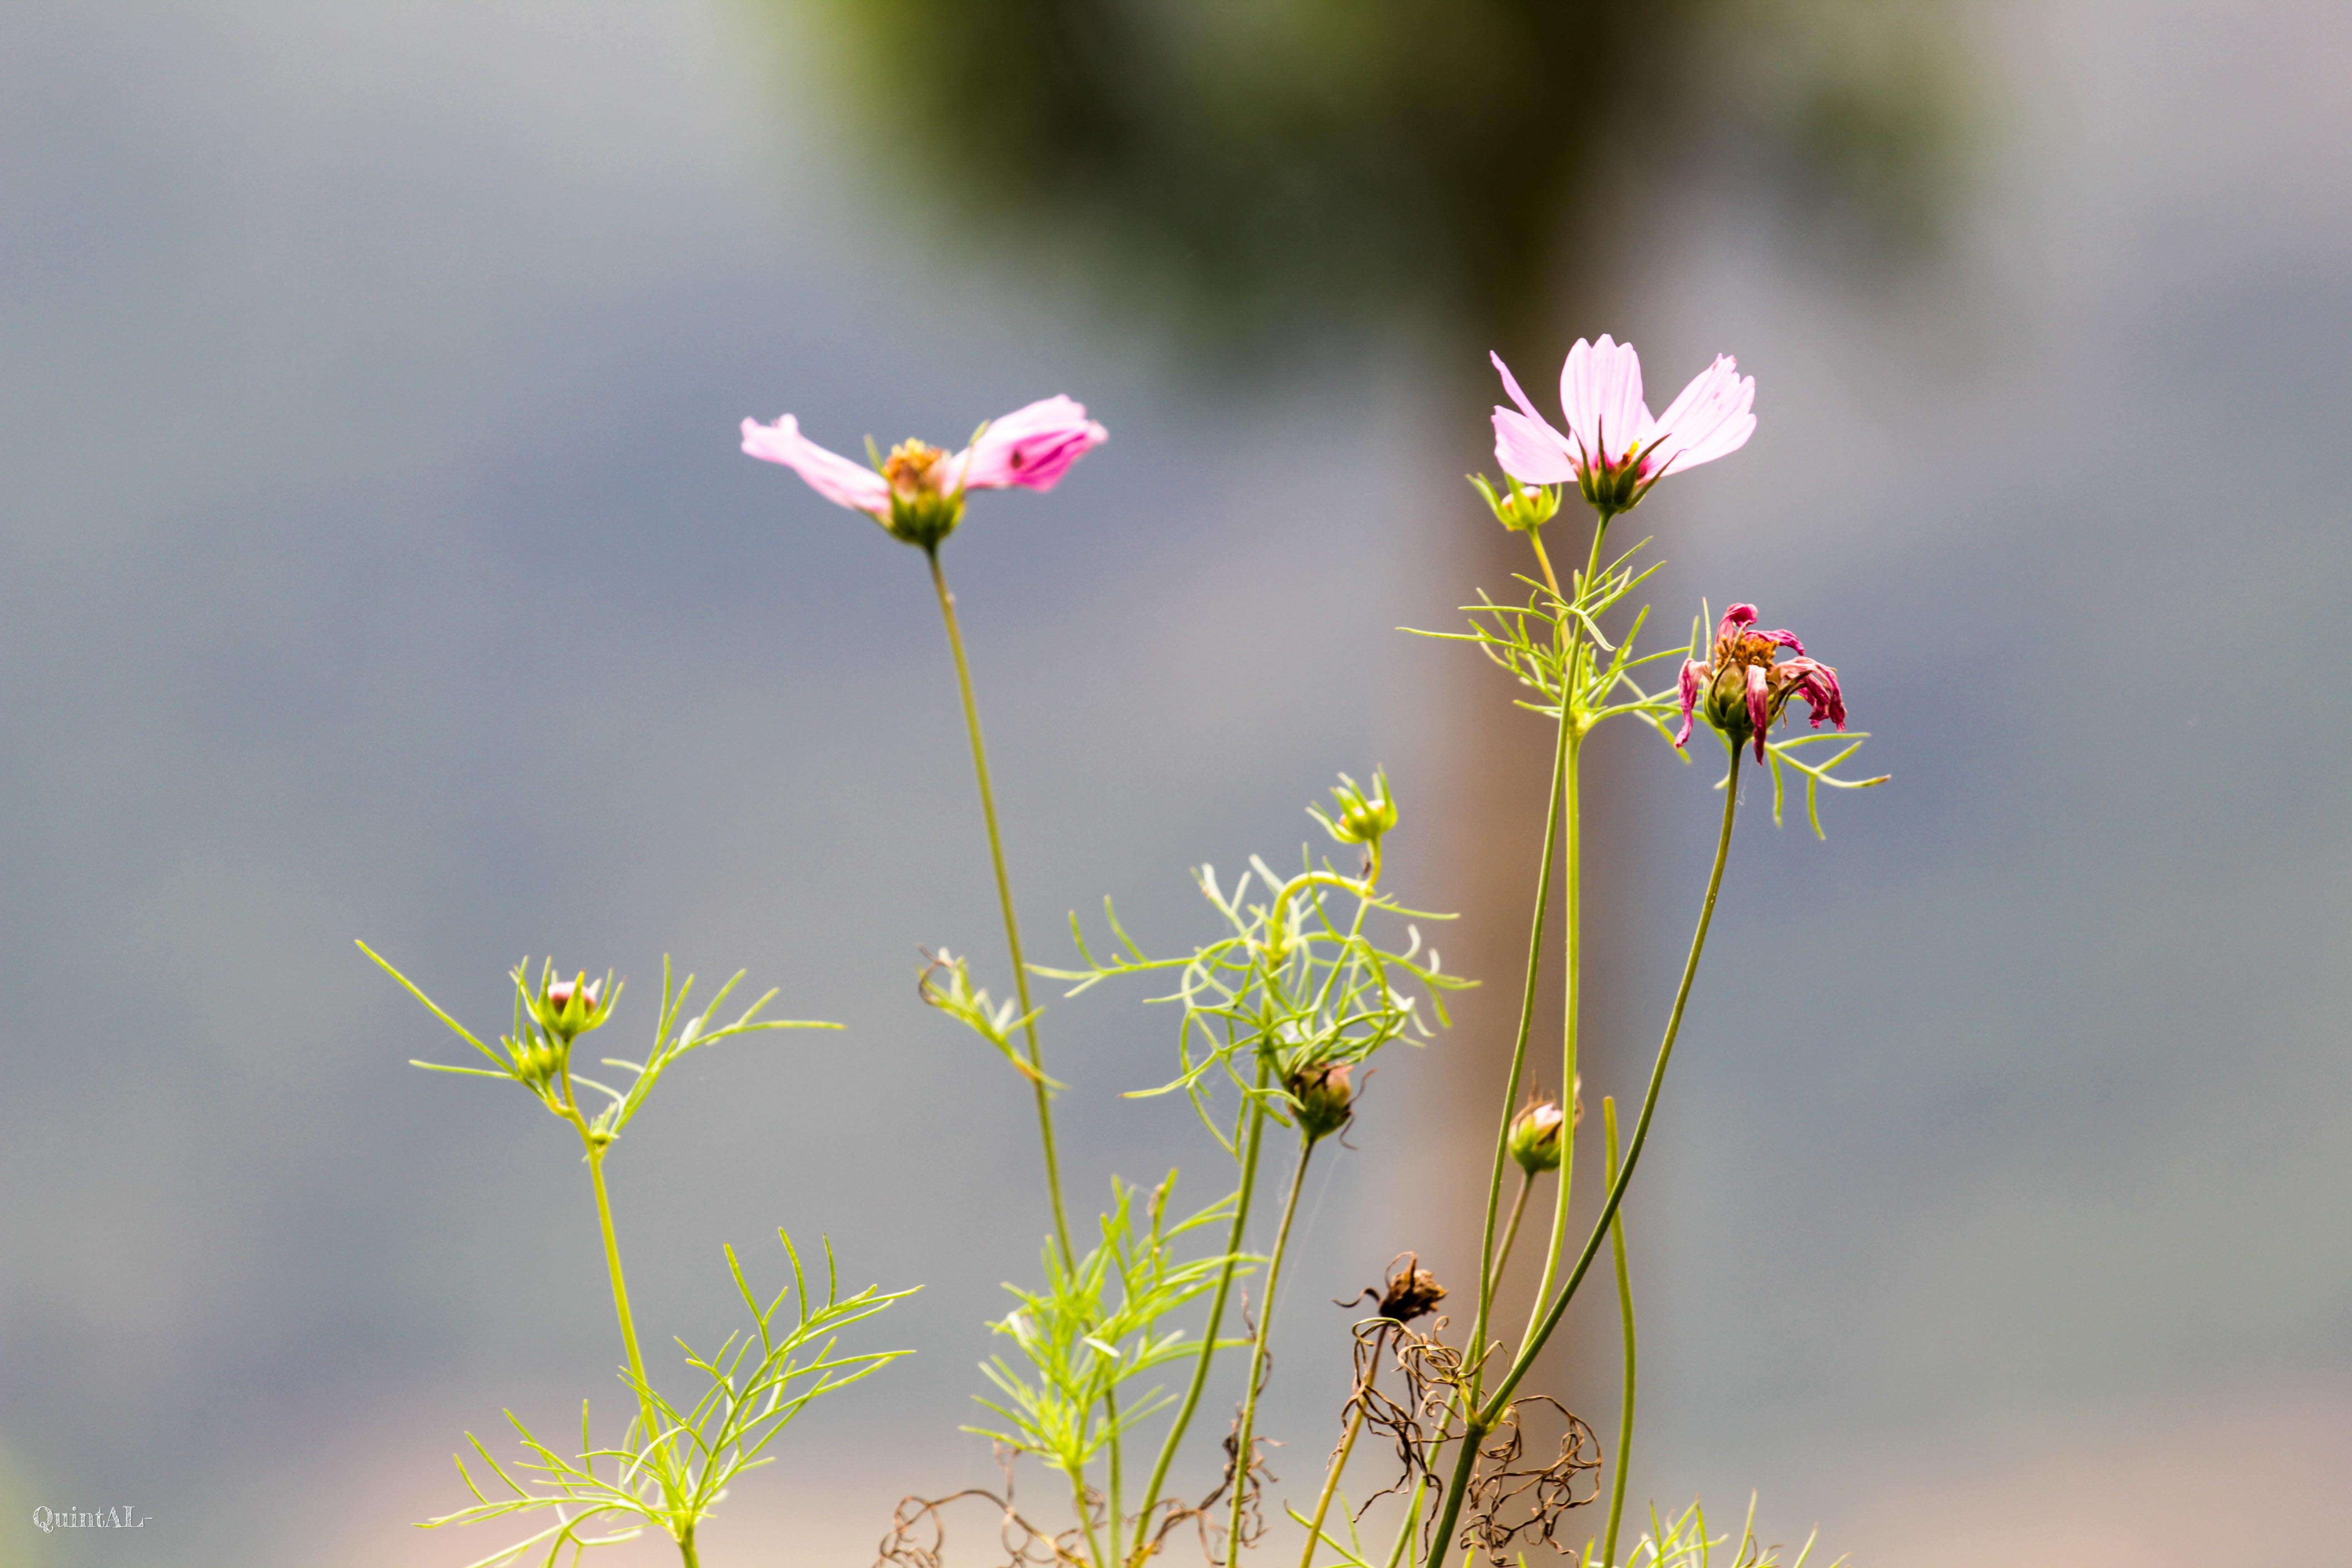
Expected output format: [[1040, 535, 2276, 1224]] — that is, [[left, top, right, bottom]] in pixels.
[[882, 439, 948, 495]]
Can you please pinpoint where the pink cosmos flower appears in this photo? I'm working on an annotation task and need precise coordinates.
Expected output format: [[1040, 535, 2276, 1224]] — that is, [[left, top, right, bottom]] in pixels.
[[1490, 336, 1756, 514], [740, 395, 1107, 549], [1675, 603, 1846, 762]]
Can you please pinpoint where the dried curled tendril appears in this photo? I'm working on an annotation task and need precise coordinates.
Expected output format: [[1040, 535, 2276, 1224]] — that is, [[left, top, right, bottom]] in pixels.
[[1316, 1252, 1601, 1568], [1460, 1396, 1602, 1565], [876, 1425, 1271, 1568]]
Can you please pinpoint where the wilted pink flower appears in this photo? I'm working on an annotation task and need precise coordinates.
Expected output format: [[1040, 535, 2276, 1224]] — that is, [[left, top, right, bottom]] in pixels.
[[1490, 336, 1756, 514], [1675, 603, 1846, 762], [740, 395, 1107, 549]]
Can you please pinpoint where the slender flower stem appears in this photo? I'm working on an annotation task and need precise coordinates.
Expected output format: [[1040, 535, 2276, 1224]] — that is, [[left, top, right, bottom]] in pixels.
[[1226, 1134, 1318, 1566], [1599, 1098, 1635, 1568], [925, 548, 1074, 1269], [1518, 728, 1581, 1348], [1484, 1171, 1536, 1304], [1421, 747, 1742, 1568], [1297, 1402, 1367, 1568], [1106, 1384, 1126, 1568], [1465, 692, 1572, 1395], [1519, 516, 1609, 1355], [1074, 1470, 1110, 1568], [1128, 1060, 1274, 1565], [678, 1528, 701, 1568]]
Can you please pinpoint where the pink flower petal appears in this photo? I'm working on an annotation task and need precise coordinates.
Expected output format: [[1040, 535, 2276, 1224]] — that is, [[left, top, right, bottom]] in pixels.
[[1493, 407, 1578, 485], [741, 415, 892, 518], [1644, 357, 1755, 479], [1559, 338, 1599, 464], [1490, 351, 1552, 431], [1593, 335, 1647, 464], [1744, 663, 1771, 757], [953, 395, 1107, 492], [1675, 657, 1706, 748]]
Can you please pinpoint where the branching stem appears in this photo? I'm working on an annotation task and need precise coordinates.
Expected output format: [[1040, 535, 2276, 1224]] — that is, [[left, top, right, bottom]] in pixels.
[[1420, 746, 1742, 1568]]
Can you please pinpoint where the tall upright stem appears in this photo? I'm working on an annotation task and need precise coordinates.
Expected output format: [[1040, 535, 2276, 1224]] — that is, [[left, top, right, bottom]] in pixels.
[[1518, 728, 1581, 1347], [1129, 1060, 1274, 1564], [1297, 1403, 1367, 1568], [1484, 1172, 1535, 1304], [1519, 517, 1609, 1351], [1465, 694, 1572, 1395], [925, 548, 1074, 1269], [1106, 1384, 1126, 1568], [1420, 748, 1741, 1568], [1599, 1097, 1636, 1568], [582, 1140, 685, 1531], [1226, 1135, 1318, 1566]]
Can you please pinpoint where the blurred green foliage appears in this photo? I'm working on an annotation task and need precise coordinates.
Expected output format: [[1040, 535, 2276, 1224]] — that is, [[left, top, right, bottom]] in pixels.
[[783, 0, 1965, 351]]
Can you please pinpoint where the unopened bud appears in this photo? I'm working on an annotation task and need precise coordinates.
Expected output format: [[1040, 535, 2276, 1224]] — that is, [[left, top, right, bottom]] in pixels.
[[1469, 472, 1563, 534], [1309, 771, 1398, 882], [526, 965, 614, 1045], [1287, 1061, 1354, 1143], [1507, 1087, 1573, 1174]]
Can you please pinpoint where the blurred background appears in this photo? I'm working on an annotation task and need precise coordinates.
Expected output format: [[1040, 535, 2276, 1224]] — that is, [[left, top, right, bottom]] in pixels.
[[2, 2, 2348, 1564]]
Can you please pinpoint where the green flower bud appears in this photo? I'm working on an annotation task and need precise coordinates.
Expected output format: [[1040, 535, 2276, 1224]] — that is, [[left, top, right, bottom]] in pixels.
[[523, 964, 616, 1046], [1309, 770, 1398, 883], [1507, 1083, 1579, 1175], [1286, 1061, 1355, 1143], [1469, 472, 1563, 534]]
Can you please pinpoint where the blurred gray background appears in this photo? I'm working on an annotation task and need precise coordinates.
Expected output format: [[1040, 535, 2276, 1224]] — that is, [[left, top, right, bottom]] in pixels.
[[2, 3, 2348, 1565]]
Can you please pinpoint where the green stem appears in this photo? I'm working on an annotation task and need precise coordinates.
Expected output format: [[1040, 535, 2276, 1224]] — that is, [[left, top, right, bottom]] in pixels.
[[926, 548, 1074, 1269], [1519, 516, 1608, 1354], [678, 1525, 700, 1568], [1106, 1383, 1126, 1568], [1599, 1098, 1635, 1568], [1297, 1402, 1367, 1568], [583, 1142, 675, 1506], [1074, 1469, 1109, 1568], [1484, 1171, 1535, 1305], [1518, 728, 1581, 1349], [1421, 746, 1741, 1568], [1465, 689, 1572, 1398], [1381, 1482, 1423, 1568], [1128, 1060, 1274, 1565], [1226, 1134, 1318, 1566]]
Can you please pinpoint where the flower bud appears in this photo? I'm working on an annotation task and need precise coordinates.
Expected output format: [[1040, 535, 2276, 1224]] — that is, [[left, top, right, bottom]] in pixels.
[[1286, 1061, 1354, 1143], [1309, 771, 1398, 884], [1507, 1081, 1581, 1174], [1508, 1097, 1566, 1174], [1469, 471, 1563, 534], [525, 965, 614, 1045]]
